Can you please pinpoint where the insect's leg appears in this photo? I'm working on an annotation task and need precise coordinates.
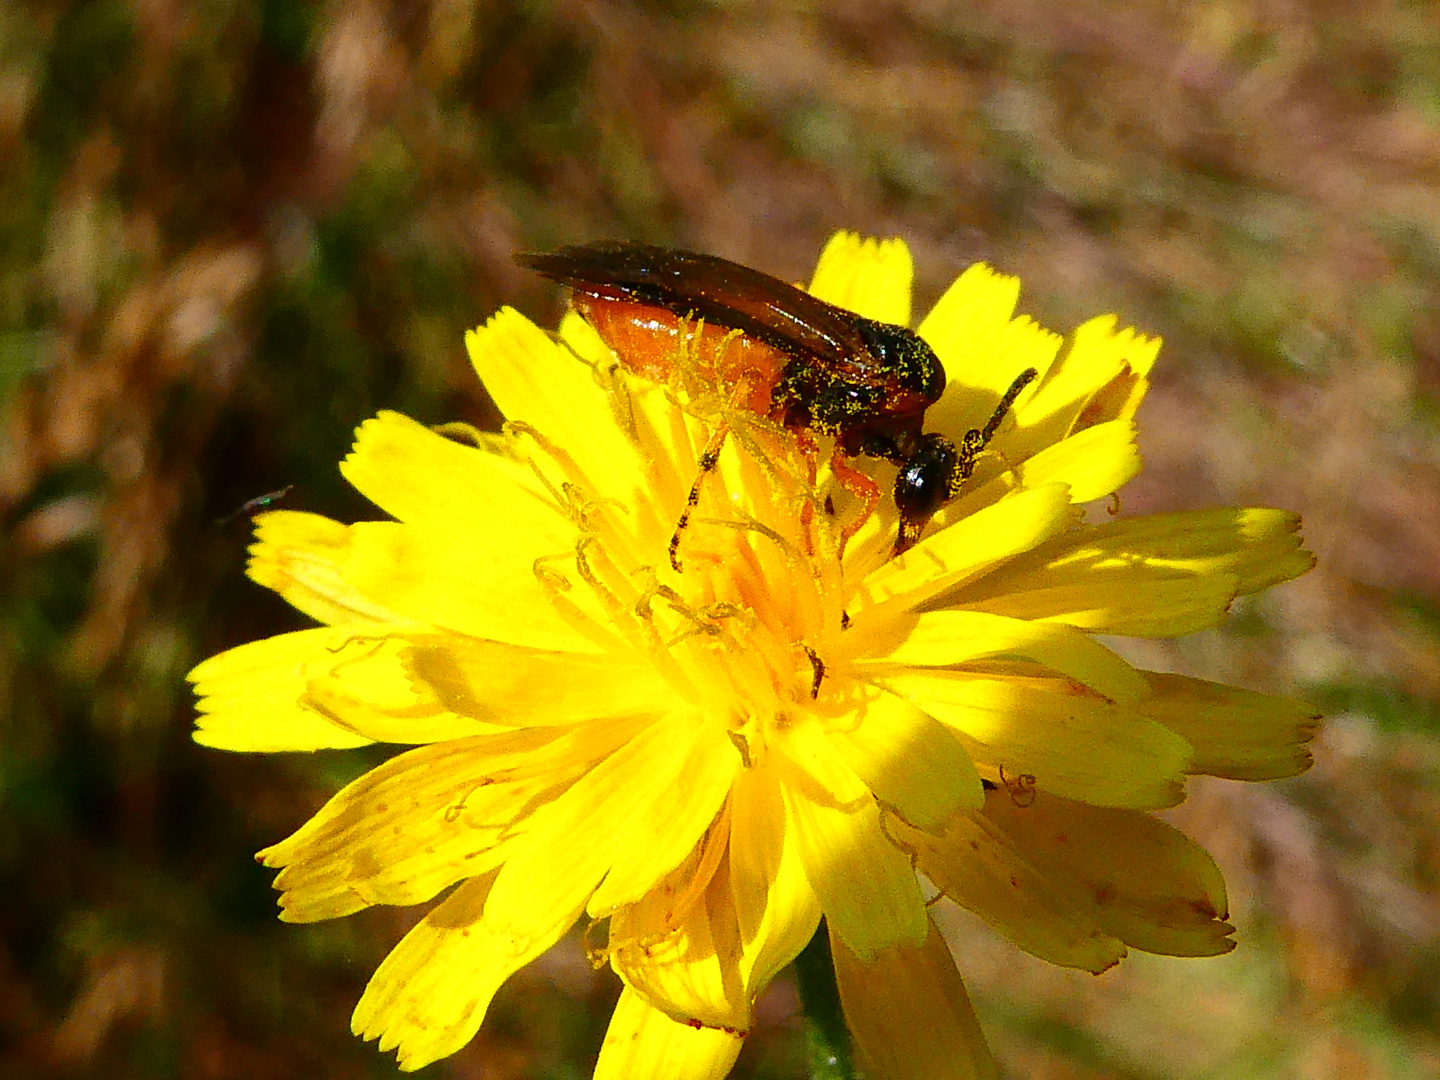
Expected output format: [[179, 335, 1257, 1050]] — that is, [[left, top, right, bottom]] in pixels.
[[670, 420, 730, 572], [791, 425, 820, 522], [984, 368, 1038, 443], [829, 447, 882, 554], [954, 367, 1038, 479], [790, 427, 821, 486]]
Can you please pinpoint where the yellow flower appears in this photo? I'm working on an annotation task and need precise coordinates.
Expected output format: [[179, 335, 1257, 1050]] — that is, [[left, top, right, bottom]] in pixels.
[[190, 234, 1317, 1078]]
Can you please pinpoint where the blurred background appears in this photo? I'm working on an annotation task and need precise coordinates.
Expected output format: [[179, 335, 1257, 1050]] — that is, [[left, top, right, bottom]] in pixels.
[[2, 1, 1438, 1076]]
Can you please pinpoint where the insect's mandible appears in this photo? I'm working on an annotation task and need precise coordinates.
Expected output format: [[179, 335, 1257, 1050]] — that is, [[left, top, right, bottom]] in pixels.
[[516, 241, 1036, 567]]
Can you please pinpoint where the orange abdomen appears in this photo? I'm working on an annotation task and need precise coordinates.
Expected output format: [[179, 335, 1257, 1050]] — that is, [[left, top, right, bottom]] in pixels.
[[574, 296, 789, 417]]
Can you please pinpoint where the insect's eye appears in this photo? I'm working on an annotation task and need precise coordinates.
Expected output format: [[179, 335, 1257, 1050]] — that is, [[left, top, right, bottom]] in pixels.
[[893, 433, 960, 524]]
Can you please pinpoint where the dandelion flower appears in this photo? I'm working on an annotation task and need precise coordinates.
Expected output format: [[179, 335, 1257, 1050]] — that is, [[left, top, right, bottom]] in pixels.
[[191, 233, 1317, 1078]]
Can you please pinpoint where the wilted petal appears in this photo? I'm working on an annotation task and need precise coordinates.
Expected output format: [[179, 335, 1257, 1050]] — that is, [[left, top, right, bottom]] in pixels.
[[832, 915, 1000, 1080], [982, 789, 1235, 956], [896, 812, 1126, 973]]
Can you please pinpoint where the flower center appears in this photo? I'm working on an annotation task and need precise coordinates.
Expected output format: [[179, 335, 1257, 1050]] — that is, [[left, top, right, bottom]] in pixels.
[[515, 383, 856, 757]]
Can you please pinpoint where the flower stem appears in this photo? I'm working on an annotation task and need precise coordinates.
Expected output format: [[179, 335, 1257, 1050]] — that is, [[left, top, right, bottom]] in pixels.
[[794, 921, 856, 1080]]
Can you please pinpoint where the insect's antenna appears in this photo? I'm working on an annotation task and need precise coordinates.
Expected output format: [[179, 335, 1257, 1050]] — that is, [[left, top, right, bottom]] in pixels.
[[980, 367, 1038, 446], [956, 366, 1039, 478]]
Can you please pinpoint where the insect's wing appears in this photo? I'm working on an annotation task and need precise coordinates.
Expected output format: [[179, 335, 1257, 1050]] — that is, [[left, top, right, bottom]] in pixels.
[[516, 242, 875, 369]]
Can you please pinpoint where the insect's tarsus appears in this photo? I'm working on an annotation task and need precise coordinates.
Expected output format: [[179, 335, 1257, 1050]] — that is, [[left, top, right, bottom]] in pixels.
[[670, 428, 727, 571]]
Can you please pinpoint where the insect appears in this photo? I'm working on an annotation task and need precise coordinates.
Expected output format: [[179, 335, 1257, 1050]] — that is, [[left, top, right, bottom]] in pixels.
[[217, 485, 294, 525], [516, 241, 1036, 567]]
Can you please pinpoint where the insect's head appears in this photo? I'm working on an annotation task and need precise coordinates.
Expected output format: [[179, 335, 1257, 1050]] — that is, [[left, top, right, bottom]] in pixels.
[[892, 433, 961, 553], [889, 366, 1039, 554]]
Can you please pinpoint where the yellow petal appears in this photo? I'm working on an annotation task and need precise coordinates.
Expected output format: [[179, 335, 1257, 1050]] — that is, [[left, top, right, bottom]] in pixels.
[[895, 813, 1125, 973], [728, 767, 822, 992], [588, 719, 739, 914], [1069, 507, 1313, 597], [260, 719, 647, 921], [935, 507, 1312, 636], [557, 307, 611, 363], [1073, 313, 1160, 380], [610, 835, 747, 1031], [1014, 419, 1141, 503], [845, 609, 1149, 705], [919, 263, 1019, 357], [780, 755, 927, 960], [880, 672, 1191, 809], [807, 232, 913, 325], [351, 871, 576, 1071], [593, 987, 743, 1080], [919, 264, 1056, 401], [404, 636, 679, 728], [832, 915, 1000, 1080], [947, 573, 1239, 638], [246, 498, 613, 653], [340, 410, 569, 542], [1137, 673, 1319, 780], [983, 789, 1235, 957], [292, 633, 512, 744], [246, 511, 415, 628], [190, 628, 390, 751], [464, 308, 648, 506], [1012, 314, 1160, 459], [923, 291, 1060, 447], [481, 712, 733, 939], [777, 716, 873, 806], [852, 483, 1075, 619], [825, 688, 983, 830], [328, 520, 611, 652]]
